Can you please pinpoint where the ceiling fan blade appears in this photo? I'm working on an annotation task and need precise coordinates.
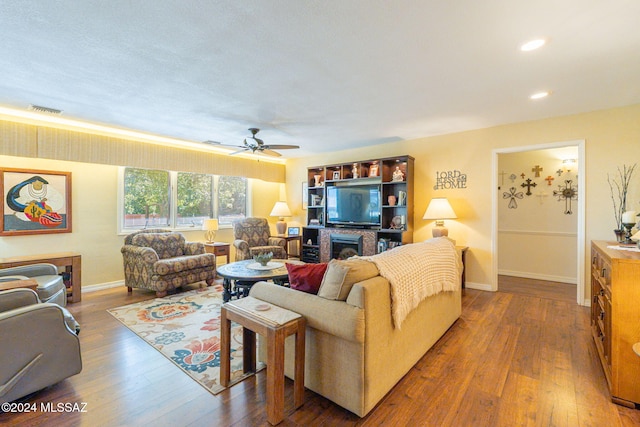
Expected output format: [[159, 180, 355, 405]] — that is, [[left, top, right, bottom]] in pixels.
[[228, 148, 249, 156], [264, 144, 300, 150], [202, 140, 246, 149], [259, 149, 282, 157]]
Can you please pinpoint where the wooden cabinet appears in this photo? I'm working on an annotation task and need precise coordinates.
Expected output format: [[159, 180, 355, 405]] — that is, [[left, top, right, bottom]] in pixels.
[[305, 155, 414, 252], [590, 241, 640, 407]]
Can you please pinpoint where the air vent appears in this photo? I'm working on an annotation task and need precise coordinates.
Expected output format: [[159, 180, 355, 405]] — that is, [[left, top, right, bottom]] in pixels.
[[28, 104, 63, 115]]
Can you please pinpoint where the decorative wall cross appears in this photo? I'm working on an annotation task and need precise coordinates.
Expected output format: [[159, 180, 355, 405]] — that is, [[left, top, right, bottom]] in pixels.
[[503, 187, 524, 209], [509, 173, 517, 182], [535, 191, 549, 205], [532, 165, 543, 177], [520, 178, 537, 196], [556, 168, 563, 176], [498, 171, 506, 189], [553, 180, 578, 214], [544, 175, 555, 186], [520, 173, 526, 179]]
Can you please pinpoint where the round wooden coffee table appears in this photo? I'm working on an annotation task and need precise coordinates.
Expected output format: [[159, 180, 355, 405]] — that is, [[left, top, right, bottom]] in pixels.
[[217, 259, 300, 302]]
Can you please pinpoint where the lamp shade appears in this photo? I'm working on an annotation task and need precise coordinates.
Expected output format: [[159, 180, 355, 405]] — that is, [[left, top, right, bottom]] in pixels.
[[202, 218, 219, 231], [423, 198, 457, 220], [270, 201, 292, 217]]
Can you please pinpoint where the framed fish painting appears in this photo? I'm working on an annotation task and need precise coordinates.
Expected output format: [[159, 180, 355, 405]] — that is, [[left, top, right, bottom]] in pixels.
[[1, 168, 72, 236]]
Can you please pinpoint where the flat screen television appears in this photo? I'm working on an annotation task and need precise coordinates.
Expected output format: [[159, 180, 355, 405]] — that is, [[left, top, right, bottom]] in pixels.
[[326, 184, 381, 226]]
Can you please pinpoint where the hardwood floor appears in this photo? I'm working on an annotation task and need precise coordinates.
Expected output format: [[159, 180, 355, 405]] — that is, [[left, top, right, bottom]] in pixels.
[[2, 282, 640, 426], [498, 275, 576, 303]]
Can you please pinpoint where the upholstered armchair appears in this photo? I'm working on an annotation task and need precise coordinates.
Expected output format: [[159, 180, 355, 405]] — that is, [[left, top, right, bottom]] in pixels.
[[232, 217, 287, 261], [0, 288, 81, 404], [121, 229, 216, 297], [0, 263, 67, 306]]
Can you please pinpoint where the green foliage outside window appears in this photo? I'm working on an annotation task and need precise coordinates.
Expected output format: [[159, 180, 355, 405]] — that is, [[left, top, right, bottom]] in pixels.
[[123, 168, 169, 226], [177, 172, 213, 221], [122, 167, 247, 229], [218, 176, 247, 221]]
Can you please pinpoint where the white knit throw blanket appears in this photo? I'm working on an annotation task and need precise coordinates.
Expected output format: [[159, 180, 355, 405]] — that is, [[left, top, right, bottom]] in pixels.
[[364, 237, 460, 329]]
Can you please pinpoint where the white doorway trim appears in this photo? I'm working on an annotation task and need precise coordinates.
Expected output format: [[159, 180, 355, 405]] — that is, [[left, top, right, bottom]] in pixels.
[[491, 139, 586, 305]]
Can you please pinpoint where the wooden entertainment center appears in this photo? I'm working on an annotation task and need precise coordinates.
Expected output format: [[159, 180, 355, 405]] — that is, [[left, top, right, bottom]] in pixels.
[[302, 155, 413, 263]]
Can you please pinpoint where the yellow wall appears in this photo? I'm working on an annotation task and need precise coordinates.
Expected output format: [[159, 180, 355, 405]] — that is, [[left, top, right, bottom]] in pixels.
[[285, 104, 640, 300], [0, 155, 281, 287]]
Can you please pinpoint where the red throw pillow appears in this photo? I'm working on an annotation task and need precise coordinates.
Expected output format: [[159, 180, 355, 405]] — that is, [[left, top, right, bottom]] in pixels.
[[286, 263, 328, 294]]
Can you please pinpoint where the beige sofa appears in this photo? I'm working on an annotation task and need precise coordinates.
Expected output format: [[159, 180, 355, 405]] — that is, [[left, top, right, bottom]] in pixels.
[[250, 257, 461, 417]]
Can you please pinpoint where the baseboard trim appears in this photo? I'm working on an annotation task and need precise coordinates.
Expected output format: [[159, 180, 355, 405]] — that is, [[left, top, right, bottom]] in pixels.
[[465, 282, 492, 292], [498, 270, 576, 285], [82, 280, 124, 293]]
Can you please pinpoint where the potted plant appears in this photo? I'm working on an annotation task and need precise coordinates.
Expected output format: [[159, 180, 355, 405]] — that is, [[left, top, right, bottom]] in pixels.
[[607, 163, 637, 241]]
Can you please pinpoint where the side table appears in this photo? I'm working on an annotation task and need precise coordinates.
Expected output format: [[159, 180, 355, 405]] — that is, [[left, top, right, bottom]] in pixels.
[[221, 296, 305, 425], [456, 246, 468, 289], [204, 242, 230, 265], [0, 278, 38, 292], [276, 234, 302, 258]]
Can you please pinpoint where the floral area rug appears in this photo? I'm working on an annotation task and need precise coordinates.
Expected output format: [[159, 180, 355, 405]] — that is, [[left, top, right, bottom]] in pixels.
[[107, 285, 261, 395]]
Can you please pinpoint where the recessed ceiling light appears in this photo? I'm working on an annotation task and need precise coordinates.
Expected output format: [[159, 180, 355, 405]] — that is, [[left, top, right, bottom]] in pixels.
[[530, 91, 550, 100], [520, 39, 546, 52]]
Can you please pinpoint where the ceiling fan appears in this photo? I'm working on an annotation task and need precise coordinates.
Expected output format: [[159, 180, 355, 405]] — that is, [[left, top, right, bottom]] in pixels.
[[205, 128, 300, 157]]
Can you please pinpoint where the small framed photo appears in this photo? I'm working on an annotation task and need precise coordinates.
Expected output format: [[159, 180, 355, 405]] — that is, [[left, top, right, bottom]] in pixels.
[[332, 170, 340, 180], [369, 164, 379, 177], [287, 227, 300, 236]]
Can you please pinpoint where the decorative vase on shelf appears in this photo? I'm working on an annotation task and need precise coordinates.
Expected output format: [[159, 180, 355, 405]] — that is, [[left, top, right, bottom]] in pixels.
[[614, 229, 625, 243], [314, 174, 322, 187]]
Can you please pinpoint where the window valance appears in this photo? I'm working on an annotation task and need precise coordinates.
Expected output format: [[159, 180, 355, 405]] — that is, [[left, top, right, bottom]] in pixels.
[[0, 120, 285, 183]]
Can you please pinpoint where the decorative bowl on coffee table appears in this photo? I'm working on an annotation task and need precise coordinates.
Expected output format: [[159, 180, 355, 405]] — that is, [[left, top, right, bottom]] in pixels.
[[253, 252, 273, 267]]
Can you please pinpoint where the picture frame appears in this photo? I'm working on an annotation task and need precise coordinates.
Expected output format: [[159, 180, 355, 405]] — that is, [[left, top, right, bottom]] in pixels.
[[287, 227, 300, 236], [369, 164, 379, 177], [332, 170, 340, 180], [1, 168, 72, 236], [302, 182, 308, 209]]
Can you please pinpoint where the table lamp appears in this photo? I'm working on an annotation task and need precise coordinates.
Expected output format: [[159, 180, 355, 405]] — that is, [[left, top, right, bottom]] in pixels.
[[202, 219, 218, 243], [270, 201, 292, 235], [423, 197, 457, 237]]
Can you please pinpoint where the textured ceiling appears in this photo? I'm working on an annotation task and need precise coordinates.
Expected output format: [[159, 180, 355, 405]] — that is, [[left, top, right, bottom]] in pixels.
[[0, 1, 639, 158]]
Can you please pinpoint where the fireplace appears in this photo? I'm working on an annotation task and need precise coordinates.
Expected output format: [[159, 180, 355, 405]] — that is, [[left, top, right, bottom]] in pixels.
[[330, 234, 363, 260]]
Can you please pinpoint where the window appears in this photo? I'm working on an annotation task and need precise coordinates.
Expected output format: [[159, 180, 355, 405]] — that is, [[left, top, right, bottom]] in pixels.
[[218, 176, 247, 225], [120, 167, 248, 231], [176, 172, 213, 227], [123, 168, 170, 228]]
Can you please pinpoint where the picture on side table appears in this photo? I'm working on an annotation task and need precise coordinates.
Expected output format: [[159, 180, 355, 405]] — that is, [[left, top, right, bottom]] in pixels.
[[288, 227, 300, 236], [1, 168, 72, 236]]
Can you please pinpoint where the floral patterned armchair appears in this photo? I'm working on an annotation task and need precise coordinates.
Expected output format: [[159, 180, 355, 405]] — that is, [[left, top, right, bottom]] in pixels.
[[121, 229, 216, 297], [232, 218, 287, 261]]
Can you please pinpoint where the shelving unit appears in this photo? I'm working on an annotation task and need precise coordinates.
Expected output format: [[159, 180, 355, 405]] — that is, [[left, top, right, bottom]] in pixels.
[[304, 155, 413, 260], [590, 241, 640, 407], [301, 227, 320, 263]]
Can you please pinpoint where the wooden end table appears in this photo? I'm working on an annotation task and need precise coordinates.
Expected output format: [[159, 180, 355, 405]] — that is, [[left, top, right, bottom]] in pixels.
[[204, 242, 230, 265], [0, 278, 38, 292], [456, 246, 468, 289], [276, 234, 302, 258], [220, 297, 305, 425]]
